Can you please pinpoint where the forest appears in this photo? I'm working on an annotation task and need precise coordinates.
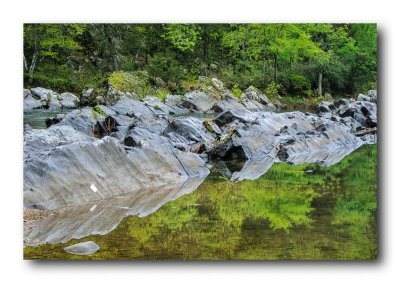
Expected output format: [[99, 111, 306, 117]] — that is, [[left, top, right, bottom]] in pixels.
[[23, 23, 377, 104]]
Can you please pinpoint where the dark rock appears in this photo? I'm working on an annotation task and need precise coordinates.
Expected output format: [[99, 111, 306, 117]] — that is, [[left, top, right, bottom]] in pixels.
[[316, 101, 332, 115], [317, 98, 377, 130], [45, 114, 65, 128]]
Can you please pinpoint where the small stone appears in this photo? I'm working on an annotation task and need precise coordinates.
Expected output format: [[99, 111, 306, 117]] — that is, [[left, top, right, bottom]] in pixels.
[[64, 241, 100, 255]]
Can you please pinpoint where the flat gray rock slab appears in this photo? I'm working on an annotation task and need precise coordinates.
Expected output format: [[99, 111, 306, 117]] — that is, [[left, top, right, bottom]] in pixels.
[[64, 241, 99, 255]]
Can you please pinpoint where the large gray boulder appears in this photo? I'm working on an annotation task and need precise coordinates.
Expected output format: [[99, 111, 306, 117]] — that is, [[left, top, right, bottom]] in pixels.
[[212, 98, 245, 113], [58, 106, 115, 135], [60, 92, 79, 108], [23, 125, 94, 161], [106, 86, 139, 104], [29, 87, 65, 109], [243, 86, 276, 110], [111, 99, 154, 117], [48, 94, 62, 109], [23, 95, 42, 111], [357, 93, 371, 102], [31, 87, 57, 101], [182, 91, 217, 112], [143, 96, 188, 115], [166, 117, 216, 151], [24, 126, 209, 210]]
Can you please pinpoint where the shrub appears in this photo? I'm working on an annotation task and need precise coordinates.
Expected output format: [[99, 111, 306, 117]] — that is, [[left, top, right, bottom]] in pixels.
[[265, 82, 281, 98], [180, 79, 201, 92], [155, 88, 170, 102], [231, 84, 242, 99], [108, 70, 152, 99], [289, 74, 311, 93]]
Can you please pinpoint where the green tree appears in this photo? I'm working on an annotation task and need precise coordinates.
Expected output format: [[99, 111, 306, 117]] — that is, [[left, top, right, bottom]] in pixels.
[[161, 24, 199, 52], [23, 24, 85, 85]]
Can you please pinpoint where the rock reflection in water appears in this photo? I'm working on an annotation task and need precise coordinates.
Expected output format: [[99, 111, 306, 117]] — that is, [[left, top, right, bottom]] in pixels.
[[214, 139, 362, 181], [24, 177, 205, 246], [24, 144, 377, 260]]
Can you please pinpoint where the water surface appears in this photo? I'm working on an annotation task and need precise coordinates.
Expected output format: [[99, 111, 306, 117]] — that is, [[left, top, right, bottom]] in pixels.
[[24, 108, 73, 129], [24, 144, 377, 260]]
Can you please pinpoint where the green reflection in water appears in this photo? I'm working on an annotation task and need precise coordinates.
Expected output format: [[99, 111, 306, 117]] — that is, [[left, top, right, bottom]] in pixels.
[[24, 144, 377, 260]]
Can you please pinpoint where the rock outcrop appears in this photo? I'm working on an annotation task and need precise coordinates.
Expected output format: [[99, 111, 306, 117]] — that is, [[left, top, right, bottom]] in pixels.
[[24, 124, 209, 210], [24, 87, 80, 111], [317, 93, 377, 130], [182, 91, 217, 112], [23, 95, 42, 111], [23, 86, 378, 245], [60, 92, 79, 108], [243, 86, 276, 110]]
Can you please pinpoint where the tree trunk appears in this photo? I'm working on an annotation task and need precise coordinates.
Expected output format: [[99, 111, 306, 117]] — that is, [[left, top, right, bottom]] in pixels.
[[273, 56, 277, 82], [318, 72, 323, 97], [28, 51, 39, 85]]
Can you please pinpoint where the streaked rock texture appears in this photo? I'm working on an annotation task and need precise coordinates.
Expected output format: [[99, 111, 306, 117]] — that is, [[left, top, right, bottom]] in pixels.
[[23, 88, 377, 245]]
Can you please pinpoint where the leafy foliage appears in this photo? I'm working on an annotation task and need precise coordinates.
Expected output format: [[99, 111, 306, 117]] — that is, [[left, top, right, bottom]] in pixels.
[[24, 24, 377, 100], [231, 84, 242, 99], [108, 70, 152, 99]]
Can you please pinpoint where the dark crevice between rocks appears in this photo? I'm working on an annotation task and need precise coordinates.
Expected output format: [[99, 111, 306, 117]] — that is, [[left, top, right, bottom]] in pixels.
[[221, 145, 247, 161]]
